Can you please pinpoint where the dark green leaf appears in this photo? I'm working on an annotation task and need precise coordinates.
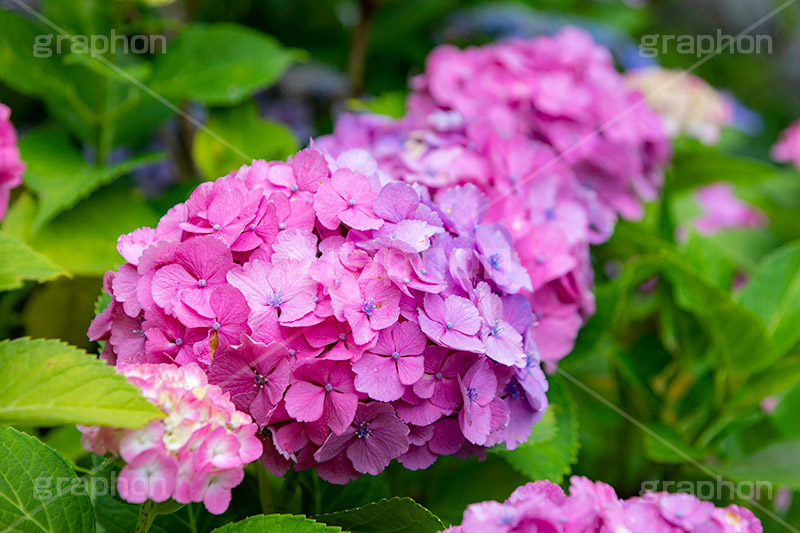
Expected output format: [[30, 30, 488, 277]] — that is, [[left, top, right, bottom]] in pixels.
[[316, 497, 444, 533], [0, 426, 94, 532], [0, 337, 163, 427]]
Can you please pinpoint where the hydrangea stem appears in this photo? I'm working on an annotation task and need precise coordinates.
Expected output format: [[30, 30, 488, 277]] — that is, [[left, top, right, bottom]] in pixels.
[[134, 500, 155, 533]]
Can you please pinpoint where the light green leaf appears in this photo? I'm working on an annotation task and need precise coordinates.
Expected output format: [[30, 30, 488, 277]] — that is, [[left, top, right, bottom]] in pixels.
[[0, 337, 163, 427], [0, 233, 68, 291], [20, 128, 164, 230], [150, 23, 300, 105], [643, 423, 705, 464], [738, 243, 800, 357], [0, 426, 94, 532], [25, 183, 159, 276], [316, 497, 444, 533], [348, 91, 406, 119], [498, 375, 579, 483], [211, 514, 342, 533], [770, 384, 800, 438], [193, 102, 298, 179], [721, 440, 800, 489]]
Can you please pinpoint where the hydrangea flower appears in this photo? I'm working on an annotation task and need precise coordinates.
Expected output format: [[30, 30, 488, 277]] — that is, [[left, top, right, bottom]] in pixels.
[[319, 27, 670, 366], [446, 476, 763, 532], [691, 183, 766, 236], [78, 363, 261, 514], [0, 102, 25, 221], [772, 118, 800, 171], [92, 147, 549, 484], [627, 67, 733, 145]]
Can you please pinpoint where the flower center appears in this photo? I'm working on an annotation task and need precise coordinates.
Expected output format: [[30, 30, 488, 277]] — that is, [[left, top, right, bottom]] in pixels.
[[488, 253, 502, 269], [339, 333, 347, 341], [348, 199, 356, 207], [361, 298, 377, 316], [291, 184, 299, 192], [174, 337, 183, 346], [249, 223, 257, 231], [212, 322, 221, 331], [212, 223, 221, 231], [253, 368, 269, 389], [445, 321, 454, 330], [467, 386, 478, 402], [545, 207, 557, 221], [391, 351, 400, 360], [324, 384, 333, 392], [267, 291, 285, 308], [279, 222, 286, 230], [490, 320, 503, 336], [507, 381, 523, 399], [356, 422, 371, 438], [197, 278, 207, 288]]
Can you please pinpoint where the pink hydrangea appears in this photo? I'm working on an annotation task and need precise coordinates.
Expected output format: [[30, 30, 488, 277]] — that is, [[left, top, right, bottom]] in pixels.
[[319, 28, 670, 365], [446, 476, 763, 533], [78, 363, 261, 514], [91, 147, 549, 484], [692, 183, 766, 236], [772, 118, 800, 171], [0, 102, 25, 221]]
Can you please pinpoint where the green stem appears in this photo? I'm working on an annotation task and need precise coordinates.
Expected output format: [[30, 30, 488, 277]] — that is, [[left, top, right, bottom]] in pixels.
[[134, 500, 155, 533], [256, 464, 273, 514]]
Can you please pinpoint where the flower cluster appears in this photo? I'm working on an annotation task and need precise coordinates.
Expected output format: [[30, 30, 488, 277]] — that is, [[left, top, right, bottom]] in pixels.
[[772, 118, 800, 171], [319, 27, 670, 365], [78, 363, 261, 514], [691, 183, 765, 236], [90, 147, 549, 484], [0, 102, 25, 221], [445, 477, 762, 533], [627, 67, 733, 145]]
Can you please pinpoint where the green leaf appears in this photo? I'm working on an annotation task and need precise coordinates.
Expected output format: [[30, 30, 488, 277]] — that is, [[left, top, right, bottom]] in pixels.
[[770, 384, 800, 438], [20, 128, 164, 230], [498, 375, 579, 482], [616, 223, 773, 374], [671, 144, 782, 193], [0, 426, 94, 532], [25, 183, 159, 276], [193, 102, 298, 179], [721, 440, 800, 489], [0, 233, 67, 291], [347, 91, 406, 119], [0, 337, 163, 427], [150, 23, 300, 105], [211, 514, 341, 533], [643, 423, 705, 464], [729, 357, 800, 410], [738, 243, 800, 357], [0, 10, 74, 102], [315, 497, 444, 533]]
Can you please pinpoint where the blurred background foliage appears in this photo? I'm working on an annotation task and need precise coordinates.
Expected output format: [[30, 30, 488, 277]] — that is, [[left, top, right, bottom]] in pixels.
[[2, 0, 800, 531]]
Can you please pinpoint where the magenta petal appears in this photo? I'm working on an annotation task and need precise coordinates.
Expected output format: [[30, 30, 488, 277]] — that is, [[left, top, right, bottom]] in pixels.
[[285, 382, 326, 422], [353, 353, 404, 402]]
